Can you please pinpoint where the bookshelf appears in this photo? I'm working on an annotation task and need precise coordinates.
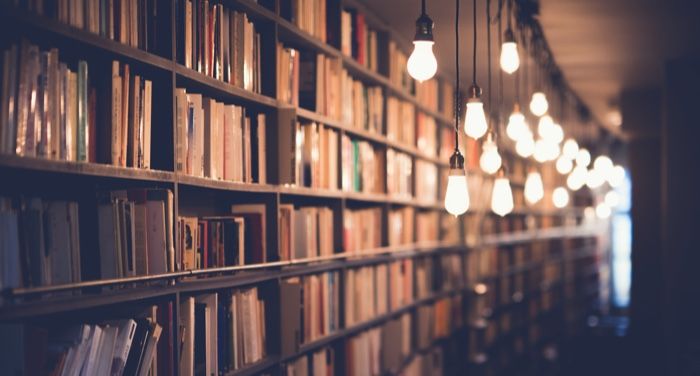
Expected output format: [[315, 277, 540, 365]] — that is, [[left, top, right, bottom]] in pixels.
[[0, 1, 606, 375]]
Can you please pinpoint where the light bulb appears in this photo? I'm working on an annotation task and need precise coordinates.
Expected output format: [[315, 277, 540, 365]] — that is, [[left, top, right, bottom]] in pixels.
[[605, 190, 620, 207], [567, 166, 587, 190], [524, 171, 544, 205], [550, 123, 564, 143], [491, 176, 514, 216], [583, 206, 596, 221], [407, 41, 438, 82], [543, 139, 561, 161], [464, 99, 488, 139], [552, 186, 569, 208], [500, 41, 519, 74], [515, 132, 535, 157], [575, 148, 591, 167], [596, 202, 611, 219], [556, 156, 573, 174], [529, 92, 549, 116], [562, 139, 579, 159], [586, 168, 605, 189], [506, 105, 526, 141], [593, 155, 614, 176], [533, 139, 549, 162], [479, 136, 502, 174], [537, 115, 554, 138], [444, 172, 470, 216], [608, 165, 625, 187]]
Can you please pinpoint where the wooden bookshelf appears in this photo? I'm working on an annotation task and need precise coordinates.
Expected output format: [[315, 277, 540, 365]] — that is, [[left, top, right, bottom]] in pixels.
[[0, 1, 606, 375]]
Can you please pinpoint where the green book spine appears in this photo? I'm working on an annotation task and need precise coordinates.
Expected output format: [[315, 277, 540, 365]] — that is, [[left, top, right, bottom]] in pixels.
[[353, 140, 360, 192]]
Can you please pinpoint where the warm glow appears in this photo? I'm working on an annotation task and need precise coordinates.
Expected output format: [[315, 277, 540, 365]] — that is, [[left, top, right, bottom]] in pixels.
[[444, 172, 470, 216], [525, 171, 544, 204], [608, 165, 625, 187], [529, 92, 549, 116], [480, 138, 502, 174], [594, 155, 614, 176], [562, 139, 579, 160], [491, 177, 514, 216], [407, 41, 438, 82], [552, 186, 569, 208], [515, 132, 535, 158], [576, 148, 591, 167], [556, 156, 573, 174], [605, 190, 620, 207], [586, 168, 605, 189], [584, 206, 596, 221], [533, 139, 549, 162], [506, 110, 526, 141], [500, 41, 520, 74], [537, 115, 554, 138], [550, 123, 564, 143], [567, 166, 587, 190], [464, 100, 488, 139], [596, 202, 611, 219]]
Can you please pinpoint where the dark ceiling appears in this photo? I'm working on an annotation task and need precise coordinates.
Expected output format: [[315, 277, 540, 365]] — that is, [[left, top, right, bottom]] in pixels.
[[362, 0, 700, 139]]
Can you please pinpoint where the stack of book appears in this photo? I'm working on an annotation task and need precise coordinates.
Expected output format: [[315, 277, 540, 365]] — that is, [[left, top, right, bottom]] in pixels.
[[284, 347, 334, 376], [1, 303, 172, 376], [282, 0, 328, 42], [179, 288, 267, 375], [388, 206, 414, 247], [416, 211, 439, 243], [415, 160, 437, 202], [386, 97, 415, 146], [343, 207, 382, 253], [278, 205, 334, 261], [178, 2, 262, 93], [299, 54, 342, 119], [174, 89, 266, 183], [97, 189, 174, 278], [340, 9, 379, 71], [416, 112, 437, 156], [388, 40, 412, 93], [386, 149, 412, 199], [344, 264, 389, 326], [18, 0, 161, 52], [0, 197, 80, 289], [276, 44, 299, 106], [280, 272, 340, 354], [415, 79, 438, 112], [341, 72, 384, 133], [341, 136, 384, 194], [389, 258, 414, 310]]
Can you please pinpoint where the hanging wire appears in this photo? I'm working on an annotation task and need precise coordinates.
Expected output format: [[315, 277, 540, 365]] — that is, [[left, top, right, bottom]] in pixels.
[[497, 0, 504, 138], [421, 0, 426, 15], [487, 0, 492, 114], [454, 0, 461, 151], [472, 0, 477, 85]]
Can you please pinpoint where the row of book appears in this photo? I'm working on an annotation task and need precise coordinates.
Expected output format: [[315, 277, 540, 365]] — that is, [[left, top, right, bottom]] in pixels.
[[178, 203, 267, 270], [179, 287, 267, 375], [178, 1, 262, 93], [341, 73, 383, 133], [285, 347, 334, 376], [415, 160, 438, 202], [18, 0, 161, 52], [175, 89, 267, 183], [344, 264, 389, 326], [279, 205, 334, 261], [416, 210, 440, 243], [0, 197, 80, 290], [388, 40, 412, 93], [281, 0, 328, 43], [280, 272, 340, 354], [389, 207, 414, 247], [341, 135, 384, 194], [0, 42, 154, 167], [417, 112, 438, 156], [278, 120, 340, 190], [415, 79, 439, 113], [1, 302, 171, 376], [386, 149, 413, 199], [386, 96, 416, 146], [340, 8, 379, 72], [342, 207, 382, 253]]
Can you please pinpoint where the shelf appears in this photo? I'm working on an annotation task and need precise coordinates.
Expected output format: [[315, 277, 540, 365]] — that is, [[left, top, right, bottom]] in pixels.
[[176, 174, 278, 194]]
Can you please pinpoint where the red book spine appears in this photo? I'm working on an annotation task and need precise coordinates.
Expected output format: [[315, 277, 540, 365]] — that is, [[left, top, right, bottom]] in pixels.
[[356, 14, 365, 66]]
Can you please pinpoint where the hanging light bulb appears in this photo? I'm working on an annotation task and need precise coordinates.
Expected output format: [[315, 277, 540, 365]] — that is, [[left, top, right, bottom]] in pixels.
[[445, 150, 470, 216], [567, 166, 587, 190], [562, 139, 579, 160], [575, 148, 591, 167], [524, 171, 544, 205], [407, 0, 437, 81], [500, 28, 519, 74], [586, 168, 605, 189], [552, 186, 569, 208], [464, 85, 488, 139], [593, 155, 614, 177], [533, 139, 549, 162], [491, 168, 514, 216], [543, 139, 561, 161], [480, 132, 502, 174], [596, 202, 611, 219], [556, 156, 573, 174], [605, 190, 620, 207], [529, 92, 549, 116], [537, 115, 554, 138], [550, 123, 564, 143], [506, 104, 526, 141], [515, 130, 535, 157], [608, 165, 625, 187]]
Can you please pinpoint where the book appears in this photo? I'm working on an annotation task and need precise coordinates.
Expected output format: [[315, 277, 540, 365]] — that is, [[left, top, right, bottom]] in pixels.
[[278, 205, 334, 261], [281, 0, 328, 43], [340, 8, 379, 71], [342, 207, 382, 253], [276, 44, 300, 106], [341, 72, 383, 133], [386, 96, 416, 145], [386, 149, 412, 198], [388, 206, 414, 247], [230, 204, 266, 264], [340, 135, 384, 194]]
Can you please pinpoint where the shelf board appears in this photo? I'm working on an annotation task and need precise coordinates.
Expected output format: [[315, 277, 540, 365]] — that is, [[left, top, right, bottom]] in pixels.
[[176, 174, 278, 194], [0, 155, 175, 182]]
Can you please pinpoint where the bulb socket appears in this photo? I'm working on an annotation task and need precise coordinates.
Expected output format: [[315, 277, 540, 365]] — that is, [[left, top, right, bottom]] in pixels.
[[468, 84, 482, 100], [496, 166, 508, 178], [414, 13, 434, 41], [449, 149, 465, 170], [504, 28, 516, 43]]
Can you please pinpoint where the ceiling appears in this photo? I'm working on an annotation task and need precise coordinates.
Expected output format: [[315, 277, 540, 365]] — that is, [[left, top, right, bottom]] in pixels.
[[362, 0, 700, 140]]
